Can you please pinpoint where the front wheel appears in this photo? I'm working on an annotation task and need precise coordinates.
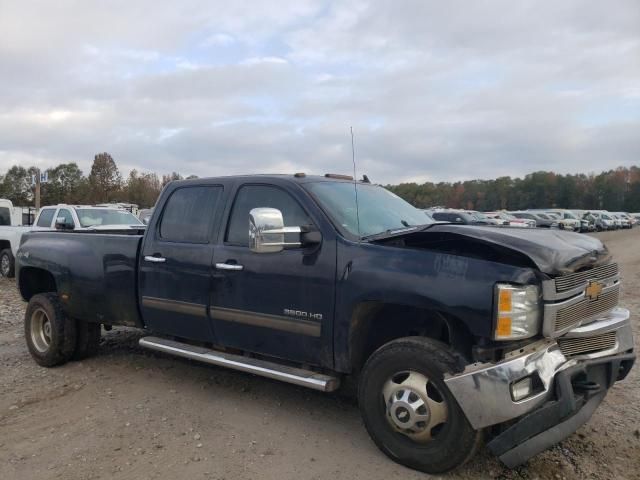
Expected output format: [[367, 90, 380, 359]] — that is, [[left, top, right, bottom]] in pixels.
[[358, 337, 482, 474], [0, 248, 15, 278]]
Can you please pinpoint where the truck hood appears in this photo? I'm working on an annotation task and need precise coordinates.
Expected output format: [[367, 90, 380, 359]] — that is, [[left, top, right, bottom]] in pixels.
[[371, 224, 609, 275]]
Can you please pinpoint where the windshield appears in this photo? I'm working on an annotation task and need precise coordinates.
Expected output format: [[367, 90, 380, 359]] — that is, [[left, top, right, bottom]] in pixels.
[[76, 209, 143, 227], [305, 182, 431, 238], [536, 213, 550, 220], [563, 212, 578, 219]]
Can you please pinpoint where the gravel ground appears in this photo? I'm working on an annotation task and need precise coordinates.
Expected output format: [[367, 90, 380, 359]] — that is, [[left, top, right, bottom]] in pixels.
[[1, 229, 639, 480]]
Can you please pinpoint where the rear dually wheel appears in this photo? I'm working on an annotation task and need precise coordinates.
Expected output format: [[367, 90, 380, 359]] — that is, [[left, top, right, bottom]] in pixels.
[[24, 293, 77, 367]]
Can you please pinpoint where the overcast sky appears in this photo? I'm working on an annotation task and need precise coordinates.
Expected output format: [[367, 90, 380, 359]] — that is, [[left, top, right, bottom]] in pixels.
[[1, 1, 638, 184]]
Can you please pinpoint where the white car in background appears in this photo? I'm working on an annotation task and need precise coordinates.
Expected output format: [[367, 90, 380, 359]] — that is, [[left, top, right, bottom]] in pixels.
[[611, 212, 632, 229], [465, 211, 501, 225], [0, 199, 33, 277], [0, 203, 144, 278], [539, 210, 581, 231], [591, 212, 616, 231], [484, 211, 534, 227], [32, 204, 144, 231]]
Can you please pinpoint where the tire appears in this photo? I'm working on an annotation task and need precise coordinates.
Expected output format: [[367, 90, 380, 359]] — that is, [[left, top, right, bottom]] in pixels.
[[0, 248, 15, 278], [72, 321, 101, 360], [24, 293, 77, 367], [358, 337, 482, 474]]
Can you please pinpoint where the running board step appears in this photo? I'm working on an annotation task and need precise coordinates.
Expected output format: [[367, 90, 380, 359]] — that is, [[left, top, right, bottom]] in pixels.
[[139, 336, 340, 392]]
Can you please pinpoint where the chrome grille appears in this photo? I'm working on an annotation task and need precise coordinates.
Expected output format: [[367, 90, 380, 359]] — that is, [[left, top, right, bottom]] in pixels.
[[558, 331, 617, 357], [554, 263, 618, 293], [554, 284, 620, 332]]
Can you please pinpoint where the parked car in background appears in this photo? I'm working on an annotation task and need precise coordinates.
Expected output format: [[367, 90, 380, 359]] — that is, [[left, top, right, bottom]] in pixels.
[[607, 213, 622, 229], [485, 211, 534, 227], [430, 209, 490, 225], [611, 212, 632, 229], [509, 211, 557, 229], [94, 202, 140, 216], [590, 212, 615, 231], [567, 210, 593, 232], [465, 211, 501, 225], [1, 204, 145, 278], [531, 210, 580, 231], [33, 204, 144, 231], [0, 199, 33, 277], [578, 211, 598, 232]]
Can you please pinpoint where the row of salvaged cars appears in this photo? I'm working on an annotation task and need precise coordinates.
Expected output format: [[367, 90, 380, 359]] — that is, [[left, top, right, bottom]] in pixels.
[[425, 208, 639, 232]]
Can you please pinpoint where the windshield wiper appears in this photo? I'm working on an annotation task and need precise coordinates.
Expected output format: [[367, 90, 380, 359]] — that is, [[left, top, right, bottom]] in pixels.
[[361, 223, 434, 241]]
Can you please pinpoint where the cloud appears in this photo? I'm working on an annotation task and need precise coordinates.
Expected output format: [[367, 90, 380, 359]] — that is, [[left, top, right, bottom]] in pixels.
[[0, 0, 638, 184]]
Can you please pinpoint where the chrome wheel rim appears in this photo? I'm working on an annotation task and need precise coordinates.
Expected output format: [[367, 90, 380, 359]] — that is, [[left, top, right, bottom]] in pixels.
[[30, 308, 52, 353], [0, 254, 9, 275], [382, 370, 448, 443]]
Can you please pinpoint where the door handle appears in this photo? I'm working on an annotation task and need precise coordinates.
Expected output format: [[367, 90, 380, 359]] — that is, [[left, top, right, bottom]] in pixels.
[[215, 262, 243, 271], [144, 255, 166, 263]]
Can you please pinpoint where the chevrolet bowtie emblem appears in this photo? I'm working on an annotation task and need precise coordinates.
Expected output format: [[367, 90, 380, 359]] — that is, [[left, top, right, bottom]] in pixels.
[[585, 280, 604, 301]]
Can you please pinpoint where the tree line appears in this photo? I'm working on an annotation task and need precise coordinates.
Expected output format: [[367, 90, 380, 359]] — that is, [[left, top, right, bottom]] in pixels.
[[1, 153, 639, 212], [388, 167, 640, 212], [0, 153, 196, 208]]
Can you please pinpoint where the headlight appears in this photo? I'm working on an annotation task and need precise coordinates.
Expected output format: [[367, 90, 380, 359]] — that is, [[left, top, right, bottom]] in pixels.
[[494, 283, 541, 340]]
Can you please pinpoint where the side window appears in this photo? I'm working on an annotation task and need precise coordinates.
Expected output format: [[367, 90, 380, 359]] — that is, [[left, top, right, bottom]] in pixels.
[[0, 207, 10, 226], [57, 208, 73, 226], [226, 185, 311, 246], [159, 186, 223, 243], [37, 208, 55, 227]]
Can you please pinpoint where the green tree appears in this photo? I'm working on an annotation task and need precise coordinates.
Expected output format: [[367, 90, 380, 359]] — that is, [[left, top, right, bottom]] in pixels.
[[161, 171, 183, 187], [125, 170, 162, 208], [42, 163, 85, 205], [88, 153, 122, 203], [0, 166, 34, 205]]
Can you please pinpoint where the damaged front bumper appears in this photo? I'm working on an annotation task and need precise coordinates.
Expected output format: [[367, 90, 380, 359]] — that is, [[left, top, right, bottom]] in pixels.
[[444, 307, 635, 467]]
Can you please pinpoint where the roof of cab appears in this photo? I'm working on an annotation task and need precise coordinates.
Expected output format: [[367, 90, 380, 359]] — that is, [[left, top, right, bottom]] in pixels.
[[170, 173, 370, 186]]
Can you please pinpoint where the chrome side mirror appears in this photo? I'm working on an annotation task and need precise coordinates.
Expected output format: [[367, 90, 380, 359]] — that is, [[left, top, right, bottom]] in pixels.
[[55, 216, 74, 230], [249, 208, 303, 253]]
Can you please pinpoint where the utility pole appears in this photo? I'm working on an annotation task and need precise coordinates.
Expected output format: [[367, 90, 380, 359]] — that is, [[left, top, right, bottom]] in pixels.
[[35, 171, 41, 210], [32, 169, 47, 210]]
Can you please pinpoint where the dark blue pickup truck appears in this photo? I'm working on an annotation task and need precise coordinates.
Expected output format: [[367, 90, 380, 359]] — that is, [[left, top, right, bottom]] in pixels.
[[15, 174, 635, 473]]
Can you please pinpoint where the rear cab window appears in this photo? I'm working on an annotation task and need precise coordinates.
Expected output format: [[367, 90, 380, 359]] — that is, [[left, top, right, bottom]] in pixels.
[[159, 186, 223, 243]]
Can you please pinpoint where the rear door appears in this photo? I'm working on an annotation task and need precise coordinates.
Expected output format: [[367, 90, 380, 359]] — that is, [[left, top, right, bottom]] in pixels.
[[139, 183, 225, 342]]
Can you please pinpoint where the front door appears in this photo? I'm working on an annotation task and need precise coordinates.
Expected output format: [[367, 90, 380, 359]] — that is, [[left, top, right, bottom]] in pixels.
[[139, 184, 224, 342], [211, 183, 336, 366]]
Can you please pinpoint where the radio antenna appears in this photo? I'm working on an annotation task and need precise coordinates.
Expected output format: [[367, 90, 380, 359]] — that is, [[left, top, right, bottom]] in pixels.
[[350, 126, 361, 241]]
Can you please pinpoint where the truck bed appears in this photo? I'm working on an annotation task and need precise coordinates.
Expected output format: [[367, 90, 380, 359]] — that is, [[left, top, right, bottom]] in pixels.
[[18, 230, 145, 327]]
